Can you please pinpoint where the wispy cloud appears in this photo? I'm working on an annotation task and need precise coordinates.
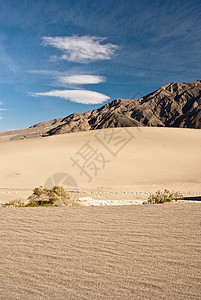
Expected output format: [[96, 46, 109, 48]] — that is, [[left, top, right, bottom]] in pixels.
[[0, 102, 7, 111], [0, 102, 7, 120], [32, 89, 110, 104], [59, 75, 105, 85], [42, 35, 118, 63], [0, 43, 18, 73]]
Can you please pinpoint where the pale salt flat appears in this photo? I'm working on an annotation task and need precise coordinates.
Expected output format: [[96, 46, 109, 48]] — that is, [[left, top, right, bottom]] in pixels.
[[78, 197, 145, 206]]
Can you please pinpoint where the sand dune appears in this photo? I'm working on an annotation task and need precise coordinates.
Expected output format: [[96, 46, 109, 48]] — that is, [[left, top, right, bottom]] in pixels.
[[0, 203, 201, 299], [0, 127, 201, 203], [1, 127, 201, 299]]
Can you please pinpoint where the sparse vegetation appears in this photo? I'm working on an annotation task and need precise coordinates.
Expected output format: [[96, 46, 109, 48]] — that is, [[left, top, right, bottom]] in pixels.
[[2, 185, 81, 207], [1, 199, 25, 207], [147, 189, 183, 204]]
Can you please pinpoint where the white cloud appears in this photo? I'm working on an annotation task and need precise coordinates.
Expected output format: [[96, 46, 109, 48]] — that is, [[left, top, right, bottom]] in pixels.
[[32, 89, 110, 104], [42, 35, 118, 63], [0, 102, 7, 111], [0, 102, 6, 120], [59, 75, 105, 85]]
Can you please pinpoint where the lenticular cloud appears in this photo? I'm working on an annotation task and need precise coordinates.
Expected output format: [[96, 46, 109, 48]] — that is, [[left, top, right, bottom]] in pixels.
[[33, 89, 110, 104], [59, 75, 105, 85], [42, 35, 118, 63]]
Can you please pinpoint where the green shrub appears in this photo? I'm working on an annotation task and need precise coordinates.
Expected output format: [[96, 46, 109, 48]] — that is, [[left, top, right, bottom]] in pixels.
[[147, 189, 183, 204]]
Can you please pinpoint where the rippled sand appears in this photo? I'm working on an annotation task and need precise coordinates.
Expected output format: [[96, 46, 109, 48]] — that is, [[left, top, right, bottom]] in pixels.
[[1, 202, 200, 299]]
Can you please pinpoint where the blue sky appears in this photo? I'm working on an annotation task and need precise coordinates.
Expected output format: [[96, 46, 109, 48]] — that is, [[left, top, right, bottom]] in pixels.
[[0, 0, 200, 131]]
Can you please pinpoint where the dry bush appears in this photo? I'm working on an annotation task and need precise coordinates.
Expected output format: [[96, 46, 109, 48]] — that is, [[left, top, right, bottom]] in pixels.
[[27, 185, 80, 207], [2, 185, 81, 207], [147, 189, 183, 204], [2, 199, 25, 207]]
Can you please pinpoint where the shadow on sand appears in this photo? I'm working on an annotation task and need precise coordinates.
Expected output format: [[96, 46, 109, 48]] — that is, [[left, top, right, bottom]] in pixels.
[[183, 196, 201, 201]]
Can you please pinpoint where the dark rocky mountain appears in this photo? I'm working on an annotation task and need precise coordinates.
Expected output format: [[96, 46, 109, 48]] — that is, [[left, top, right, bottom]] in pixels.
[[0, 80, 200, 142], [43, 79, 201, 135]]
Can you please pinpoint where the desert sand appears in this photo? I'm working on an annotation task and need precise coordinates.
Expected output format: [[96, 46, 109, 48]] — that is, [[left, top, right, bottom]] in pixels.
[[0, 127, 201, 299], [0, 127, 201, 204], [1, 203, 201, 299]]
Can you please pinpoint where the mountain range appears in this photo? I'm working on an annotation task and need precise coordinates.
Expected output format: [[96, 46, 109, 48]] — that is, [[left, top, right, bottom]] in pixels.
[[0, 80, 200, 142]]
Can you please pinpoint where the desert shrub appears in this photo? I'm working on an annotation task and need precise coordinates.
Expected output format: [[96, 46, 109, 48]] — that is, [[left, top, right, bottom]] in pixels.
[[27, 185, 79, 207], [25, 200, 39, 207], [2, 185, 80, 207], [48, 185, 71, 206], [147, 189, 183, 204], [33, 186, 49, 197], [2, 199, 25, 207], [25, 200, 52, 207], [28, 193, 50, 204]]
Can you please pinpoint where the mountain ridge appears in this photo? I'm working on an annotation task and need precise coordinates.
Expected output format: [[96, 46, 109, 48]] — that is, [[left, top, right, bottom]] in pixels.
[[0, 80, 200, 142], [43, 79, 201, 136]]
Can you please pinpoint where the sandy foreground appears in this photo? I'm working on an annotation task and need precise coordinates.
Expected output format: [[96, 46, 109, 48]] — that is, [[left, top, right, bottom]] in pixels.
[[0, 127, 201, 204], [0, 203, 201, 299], [0, 127, 201, 299]]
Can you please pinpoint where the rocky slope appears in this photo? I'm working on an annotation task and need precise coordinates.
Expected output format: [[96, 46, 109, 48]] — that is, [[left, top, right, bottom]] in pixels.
[[0, 80, 200, 141], [44, 79, 201, 136]]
